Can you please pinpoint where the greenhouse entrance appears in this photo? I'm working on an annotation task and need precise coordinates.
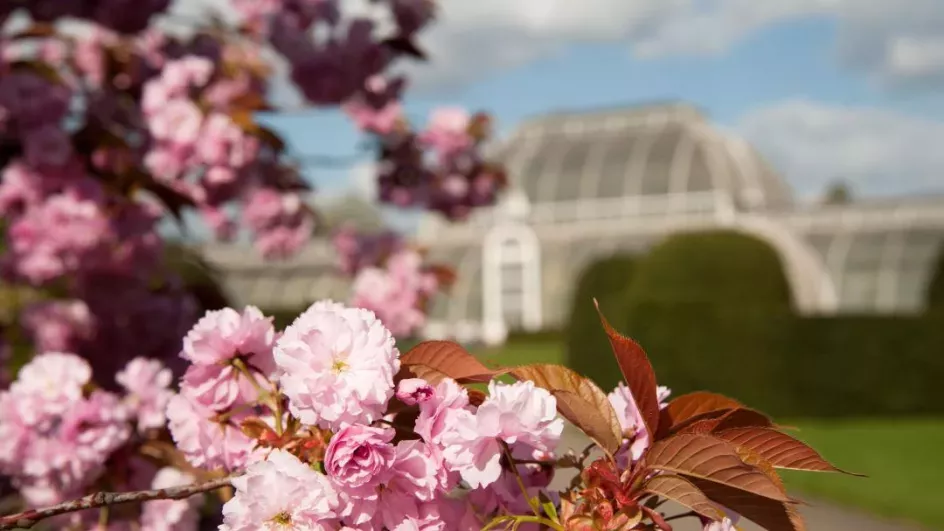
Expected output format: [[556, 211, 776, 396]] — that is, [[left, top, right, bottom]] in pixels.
[[482, 223, 542, 344]]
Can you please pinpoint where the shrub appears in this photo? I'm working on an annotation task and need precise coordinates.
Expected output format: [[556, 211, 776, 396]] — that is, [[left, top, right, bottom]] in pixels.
[[625, 230, 793, 307], [627, 306, 944, 417], [564, 255, 638, 390], [567, 229, 944, 417]]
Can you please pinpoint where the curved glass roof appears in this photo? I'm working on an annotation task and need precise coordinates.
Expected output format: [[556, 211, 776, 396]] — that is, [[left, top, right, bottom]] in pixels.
[[497, 103, 794, 212]]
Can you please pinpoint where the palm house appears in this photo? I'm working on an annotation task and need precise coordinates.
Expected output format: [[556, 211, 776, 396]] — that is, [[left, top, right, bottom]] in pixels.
[[202, 102, 944, 345]]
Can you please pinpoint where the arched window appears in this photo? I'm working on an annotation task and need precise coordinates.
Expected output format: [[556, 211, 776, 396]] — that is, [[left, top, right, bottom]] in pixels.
[[483, 224, 542, 343], [480, 188, 543, 345]]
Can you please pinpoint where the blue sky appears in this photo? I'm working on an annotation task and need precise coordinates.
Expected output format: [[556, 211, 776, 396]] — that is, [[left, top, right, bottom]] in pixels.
[[250, 1, 944, 222]]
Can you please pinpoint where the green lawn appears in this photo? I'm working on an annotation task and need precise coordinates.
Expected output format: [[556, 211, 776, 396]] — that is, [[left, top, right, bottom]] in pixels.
[[474, 339, 944, 529], [781, 418, 944, 529]]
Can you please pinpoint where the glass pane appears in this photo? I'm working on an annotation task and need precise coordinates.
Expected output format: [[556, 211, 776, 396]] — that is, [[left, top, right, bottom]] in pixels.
[[598, 134, 638, 199], [639, 126, 682, 196], [687, 142, 713, 192], [552, 140, 592, 202]]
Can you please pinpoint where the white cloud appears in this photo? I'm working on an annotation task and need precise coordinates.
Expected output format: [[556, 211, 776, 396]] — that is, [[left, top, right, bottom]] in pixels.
[[397, 0, 944, 92], [737, 99, 944, 198]]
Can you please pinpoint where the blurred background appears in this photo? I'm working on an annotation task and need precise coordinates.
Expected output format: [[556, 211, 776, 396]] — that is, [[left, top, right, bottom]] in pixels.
[[194, 2, 944, 530], [5, 0, 943, 529]]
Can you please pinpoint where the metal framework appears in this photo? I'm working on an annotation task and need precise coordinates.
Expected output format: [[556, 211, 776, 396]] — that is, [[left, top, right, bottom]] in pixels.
[[203, 104, 944, 344]]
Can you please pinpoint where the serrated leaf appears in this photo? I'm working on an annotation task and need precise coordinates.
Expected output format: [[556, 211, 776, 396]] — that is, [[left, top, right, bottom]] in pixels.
[[713, 408, 775, 431], [733, 444, 789, 497], [716, 427, 862, 475], [399, 340, 495, 385], [688, 478, 806, 531], [658, 392, 744, 434], [646, 434, 792, 502], [643, 474, 725, 521], [668, 407, 773, 437], [510, 364, 623, 455], [593, 299, 660, 441]]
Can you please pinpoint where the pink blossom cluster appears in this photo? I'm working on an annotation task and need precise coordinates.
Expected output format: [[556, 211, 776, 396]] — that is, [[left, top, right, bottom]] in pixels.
[[1, 0, 506, 439], [332, 226, 405, 276], [332, 227, 450, 337], [0, 352, 176, 512], [607, 383, 672, 466], [160, 300, 565, 530], [0, 159, 191, 378], [350, 248, 442, 338], [1, 168, 161, 285], [166, 306, 277, 471], [372, 107, 508, 221], [228, 0, 507, 221], [140, 54, 318, 256]]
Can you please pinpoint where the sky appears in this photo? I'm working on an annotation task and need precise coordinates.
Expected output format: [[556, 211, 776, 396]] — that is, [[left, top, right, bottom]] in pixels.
[[175, 0, 944, 232]]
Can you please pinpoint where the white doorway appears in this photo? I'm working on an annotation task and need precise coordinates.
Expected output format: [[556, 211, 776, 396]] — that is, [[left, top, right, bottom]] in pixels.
[[482, 223, 542, 344]]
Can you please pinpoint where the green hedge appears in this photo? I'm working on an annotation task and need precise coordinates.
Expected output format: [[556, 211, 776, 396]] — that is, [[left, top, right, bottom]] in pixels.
[[565, 230, 944, 417], [564, 255, 638, 389], [626, 230, 793, 306], [618, 304, 944, 417]]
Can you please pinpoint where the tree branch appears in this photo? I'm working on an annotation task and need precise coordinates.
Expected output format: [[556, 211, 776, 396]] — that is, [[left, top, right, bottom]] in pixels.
[[0, 475, 236, 530]]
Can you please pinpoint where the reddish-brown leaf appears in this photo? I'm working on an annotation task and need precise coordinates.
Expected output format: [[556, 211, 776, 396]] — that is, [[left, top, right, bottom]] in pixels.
[[593, 299, 660, 440], [733, 445, 789, 497], [688, 478, 806, 531], [717, 428, 861, 475], [661, 392, 744, 429], [714, 408, 775, 431], [643, 474, 724, 521], [673, 417, 723, 435], [667, 407, 774, 438], [509, 364, 623, 455], [399, 341, 495, 385], [646, 434, 792, 502]]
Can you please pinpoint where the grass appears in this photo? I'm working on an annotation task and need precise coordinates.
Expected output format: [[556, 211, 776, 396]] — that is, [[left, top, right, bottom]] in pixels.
[[474, 338, 944, 529], [781, 418, 944, 529]]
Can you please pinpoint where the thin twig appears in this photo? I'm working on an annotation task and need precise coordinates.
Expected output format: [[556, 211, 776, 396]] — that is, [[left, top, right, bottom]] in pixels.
[[0, 475, 236, 530]]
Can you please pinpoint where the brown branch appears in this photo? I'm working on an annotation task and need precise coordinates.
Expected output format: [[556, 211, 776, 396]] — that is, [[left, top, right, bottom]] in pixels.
[[0, 475, 237, 530]]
